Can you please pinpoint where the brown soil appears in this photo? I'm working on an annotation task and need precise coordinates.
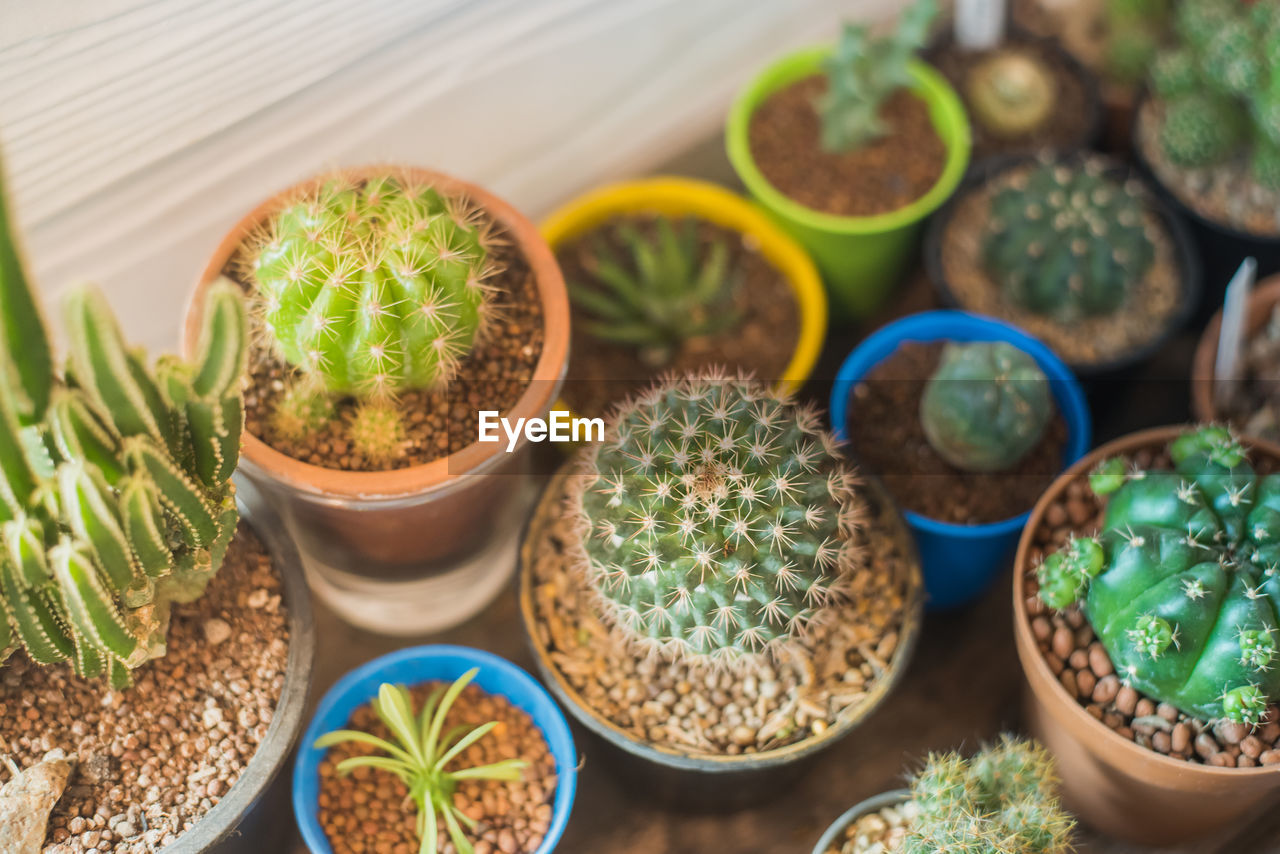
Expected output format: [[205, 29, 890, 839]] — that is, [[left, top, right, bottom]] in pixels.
[[748, 79, 947, 217], [1023, 444, 1280, 766], [557, 214, 800, 416], [927, 34, 1095, 159], [0, 527, 290, 853], [846, 341, 1067, 525], [938, 160, 1184, 367], [237, 217, 545, 472], [317, 681, 557, 854]]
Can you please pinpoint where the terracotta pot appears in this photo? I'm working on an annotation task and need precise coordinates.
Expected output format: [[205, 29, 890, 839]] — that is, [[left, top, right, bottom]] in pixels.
[[185, 166, 569, 634], [1191, 275, 1280, 424], [1013, 426, 1280, 845]]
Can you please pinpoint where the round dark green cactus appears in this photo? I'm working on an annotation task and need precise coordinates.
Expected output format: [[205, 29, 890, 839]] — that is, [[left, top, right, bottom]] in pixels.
[[920, 341, 1051, 474], [566, 372, 862, 663], [982, 158, 1156, 321], [1039, 427, 1280, 725]]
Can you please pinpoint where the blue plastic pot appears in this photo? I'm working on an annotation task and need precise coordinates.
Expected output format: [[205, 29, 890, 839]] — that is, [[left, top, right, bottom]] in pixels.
[[830, 311, 1091, 610], [293, 645, 578, 854]]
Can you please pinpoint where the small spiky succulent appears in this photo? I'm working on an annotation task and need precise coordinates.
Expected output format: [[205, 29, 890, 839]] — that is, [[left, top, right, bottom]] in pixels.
[[0, 159, 247, 686], [568, 216, 741, 368], [241, 170, 499, 463], [920, 341, 1051, 474], [817, 0, 937, 152], [1103, 0, 1170, 87], [1039, 426, 1280, 725], [983, 157, 1156, 321], [965, 50, 1057, 138], [900, 736, 1075, 854], [565, 371, 863, 663]]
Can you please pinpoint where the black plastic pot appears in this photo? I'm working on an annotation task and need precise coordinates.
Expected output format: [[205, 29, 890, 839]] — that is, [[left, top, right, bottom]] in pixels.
[[1130, 92, 1280, 321], [925, 151, 1202, 379], [168, 474, 316, 854], [517, 469, 924, 812], [811, 789, 911, 854]]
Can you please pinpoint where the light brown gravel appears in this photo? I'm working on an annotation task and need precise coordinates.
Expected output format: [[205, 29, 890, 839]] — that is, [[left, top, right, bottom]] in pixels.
[[0, 527, 290, 853], [824, 799, 919, 854]]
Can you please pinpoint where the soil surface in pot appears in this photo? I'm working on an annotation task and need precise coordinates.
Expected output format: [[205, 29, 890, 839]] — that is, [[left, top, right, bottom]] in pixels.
[[822, 799, 919, 854], [1023, 444, 1280, 767], [748, 78, 947, 217], [0, 526, 289, 853], [317, 681, 557, 854], [528, 476, 914, 756], [557, 214, 800, 416], [1213, 304, 1280, 443], [1137, 99, 1280, 239], [234, 217, 545, 472], [846, 341, 1067, 525], [938, 160, 1184, 367], [926, 34, 1094, 160]]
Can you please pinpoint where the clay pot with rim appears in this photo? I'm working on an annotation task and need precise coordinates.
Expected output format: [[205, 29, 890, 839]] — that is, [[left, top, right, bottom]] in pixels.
[[185, 166, 569, 635], [1013, 425, 1280, 845], [1191, 274, 1280, 425]]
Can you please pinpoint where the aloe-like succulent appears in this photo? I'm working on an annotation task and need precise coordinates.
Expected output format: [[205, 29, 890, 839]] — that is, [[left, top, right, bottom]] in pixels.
[[817, 0, 938, 152], [1038, 426, 1280, 725], [965, 50, 1057, 138], [0, 160, 247, 687], [920, 341, 1052, 474], [315, 669, 527, 854], [568, 216, 741, 368], [565, 371, 862, 664]]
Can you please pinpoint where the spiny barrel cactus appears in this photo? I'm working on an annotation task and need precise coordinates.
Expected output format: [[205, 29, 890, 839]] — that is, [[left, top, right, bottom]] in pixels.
[[1039, 426, 1280, 725], [983, 157, 1156, 320], [565, 371, 862, 663], [965, 50, 1056, 138], [920, 341, 1051, 474], [901, 735, 1074, 854], [568, 216, 741, 369], [0, 162, 247, 687]]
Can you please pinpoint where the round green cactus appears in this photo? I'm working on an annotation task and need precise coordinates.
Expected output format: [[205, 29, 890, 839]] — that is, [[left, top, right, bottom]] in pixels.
[[1159, 94, 1247, 167], [965, 50, 1056, 139], [566, 372, 861, 663], [1038, 426, 1280, 725], [982, 158, 1156, 321], [919, 341, 1051, 474]]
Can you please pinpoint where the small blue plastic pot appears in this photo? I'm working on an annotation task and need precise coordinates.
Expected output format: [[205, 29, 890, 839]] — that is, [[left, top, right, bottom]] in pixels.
[[830, 311, 1091, 611], [293, 645, 578, 854]]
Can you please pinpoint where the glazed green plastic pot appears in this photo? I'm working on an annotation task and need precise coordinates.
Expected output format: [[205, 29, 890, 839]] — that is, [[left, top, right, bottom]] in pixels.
[[726, 52, 971, 318]]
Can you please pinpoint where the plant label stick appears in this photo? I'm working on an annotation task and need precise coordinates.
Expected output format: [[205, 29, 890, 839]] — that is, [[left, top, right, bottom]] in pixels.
[[1214, 257, 1257, 410], [954, 0, 1005, 50]]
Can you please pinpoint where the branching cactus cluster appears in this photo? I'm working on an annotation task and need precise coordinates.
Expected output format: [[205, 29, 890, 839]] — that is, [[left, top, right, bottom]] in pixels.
[[1039, 427, 1280, 725], [0, 169, 247, 686], [982, 157, 1156, 321], [1150, 0, 1280, 188], [900, 735, 1075, 854], [241, 171, 499, 463], [920, 341, 1051, 474], [565, 372, 863, 664]]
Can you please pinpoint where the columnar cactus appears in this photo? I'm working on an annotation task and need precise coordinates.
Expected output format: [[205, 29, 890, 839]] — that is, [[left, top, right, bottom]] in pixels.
[[900, 736, 1074, 854], [565, 371, 863, 663], [241, 170, 498, 462], [920, 341, 1052, 473], [982, 157, 1156, 320], [1038, 427, 1280, 725], [0, 162, 247, 686]]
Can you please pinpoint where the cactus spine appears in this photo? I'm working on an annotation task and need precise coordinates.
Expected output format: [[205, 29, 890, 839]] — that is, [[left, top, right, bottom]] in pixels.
[[1038, 427, 1280, 725], [0, 157, 247, 686], [566, 371, 863, 664]]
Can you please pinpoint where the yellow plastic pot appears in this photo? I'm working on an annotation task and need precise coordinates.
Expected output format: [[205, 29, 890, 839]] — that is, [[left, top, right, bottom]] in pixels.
[[542, 176, 828, 412]]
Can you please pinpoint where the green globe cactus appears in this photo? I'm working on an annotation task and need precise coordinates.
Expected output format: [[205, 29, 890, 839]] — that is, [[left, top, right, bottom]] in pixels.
[[1038, 426, 1280, 725], [982, 158, 1156, 320], [900, 735, 1075, 854], [565, 371, 862, 663], [920, 341, 1052, 474], [0, 161, 247, 687]]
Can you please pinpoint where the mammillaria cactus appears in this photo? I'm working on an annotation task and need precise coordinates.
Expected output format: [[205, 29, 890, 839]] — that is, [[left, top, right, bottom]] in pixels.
[[568, 216, 741, 368], [0, 165, 247, 686], [920, 341, 1052, 473], [241, 170, 498, 462], [1038, 426, 1280, 725], [982, 157, 1156, 320], [965, 50, 1056, 139], [565, 371, 862, 663], [900, 735, 1074, 854]]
